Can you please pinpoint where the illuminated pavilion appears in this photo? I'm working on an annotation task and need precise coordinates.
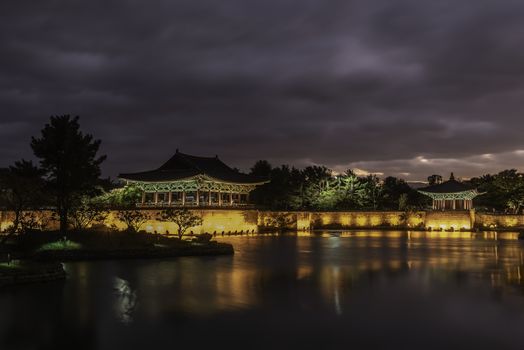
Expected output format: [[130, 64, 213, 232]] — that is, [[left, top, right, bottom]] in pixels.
[[418, 173, 480, 210], [119, 150, 268, 207]]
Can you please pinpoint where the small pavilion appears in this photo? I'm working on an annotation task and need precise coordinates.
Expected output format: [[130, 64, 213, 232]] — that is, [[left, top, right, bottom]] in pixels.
[[418, 173, 480, 210], [119, 150, 268, 207]]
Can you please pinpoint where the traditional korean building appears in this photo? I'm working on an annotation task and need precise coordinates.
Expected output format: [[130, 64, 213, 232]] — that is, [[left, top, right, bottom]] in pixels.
[[418, 173, 480, 210], [119, 151, 268, 207]]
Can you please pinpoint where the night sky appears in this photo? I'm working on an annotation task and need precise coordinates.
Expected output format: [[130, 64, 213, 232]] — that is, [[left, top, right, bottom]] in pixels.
[[1, 0, 524, 181]]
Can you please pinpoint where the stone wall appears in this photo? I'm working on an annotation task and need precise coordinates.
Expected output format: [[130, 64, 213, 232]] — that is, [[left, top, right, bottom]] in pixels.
[[1, 209, 524, 233], [0, 210, 59, 232], [105, 209, 259, 234], [0, 209, 259, 235], [309, 211, 425, 229], [424, 210, 474, 230], [475, 213, 524, 229]]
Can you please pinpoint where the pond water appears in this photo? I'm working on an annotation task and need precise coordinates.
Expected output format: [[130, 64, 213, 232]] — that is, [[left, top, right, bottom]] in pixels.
[[1, 231, 524, 350]]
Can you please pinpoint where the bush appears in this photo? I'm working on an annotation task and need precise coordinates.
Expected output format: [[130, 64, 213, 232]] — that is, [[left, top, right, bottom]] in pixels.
[[37, 238, 83, 252], [193, 233, 212, 243]]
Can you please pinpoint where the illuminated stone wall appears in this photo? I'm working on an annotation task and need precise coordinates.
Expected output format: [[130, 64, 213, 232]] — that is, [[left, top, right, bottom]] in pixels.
[[105, 209, 259, 234], [2, 209, 524, 234], [0, 210, 60, 232], [424, 210, 474, 230], [0, 209, 259, 235], [256, 211, 311, 231], [476, 213, 524, 229], [310, 211, 425, 229]]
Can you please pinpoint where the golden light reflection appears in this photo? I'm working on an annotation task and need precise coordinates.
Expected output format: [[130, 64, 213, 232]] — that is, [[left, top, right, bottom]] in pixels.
[[55, 232, 524, 324], [225, 232, 524, 308]]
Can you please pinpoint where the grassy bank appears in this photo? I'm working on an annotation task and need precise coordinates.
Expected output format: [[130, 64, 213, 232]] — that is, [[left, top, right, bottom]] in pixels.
[[2, 229, 234, 262], [32, 241, 234, 261]]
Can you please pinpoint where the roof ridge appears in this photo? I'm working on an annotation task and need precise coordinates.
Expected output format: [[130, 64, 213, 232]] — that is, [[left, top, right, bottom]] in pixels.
[[177, 150, 217, 160], [177, 152, 203, 172]]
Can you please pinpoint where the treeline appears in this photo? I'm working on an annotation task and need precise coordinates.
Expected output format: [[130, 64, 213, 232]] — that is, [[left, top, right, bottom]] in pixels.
[[248, 160, 524, 214], [248, 160, 429, 211], [470, 169, 524, 213]]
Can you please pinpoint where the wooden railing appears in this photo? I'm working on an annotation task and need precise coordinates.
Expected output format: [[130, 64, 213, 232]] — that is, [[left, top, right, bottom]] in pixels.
[[135, 202, 255, 209]]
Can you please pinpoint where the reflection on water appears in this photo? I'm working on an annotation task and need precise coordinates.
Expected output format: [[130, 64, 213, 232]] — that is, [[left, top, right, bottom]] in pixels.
[[1, 231, 524, 350], [113, 277, 138, 323]]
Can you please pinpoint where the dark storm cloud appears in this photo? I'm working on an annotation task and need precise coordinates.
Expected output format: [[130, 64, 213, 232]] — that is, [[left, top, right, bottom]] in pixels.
[[1, 0, 524, 180]]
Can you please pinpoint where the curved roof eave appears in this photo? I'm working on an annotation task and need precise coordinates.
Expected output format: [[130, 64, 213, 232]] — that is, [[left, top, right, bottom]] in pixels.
[[120, 174, 269, 186]]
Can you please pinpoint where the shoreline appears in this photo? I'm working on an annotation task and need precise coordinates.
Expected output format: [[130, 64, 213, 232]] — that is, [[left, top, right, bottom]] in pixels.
[[30, 241, 234, 262], [0, 262, 66, 287], [0, 242, 233, 286]]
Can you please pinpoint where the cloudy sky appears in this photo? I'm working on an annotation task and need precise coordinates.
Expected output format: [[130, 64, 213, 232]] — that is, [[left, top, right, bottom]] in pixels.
[[1, 0, 524, 181]]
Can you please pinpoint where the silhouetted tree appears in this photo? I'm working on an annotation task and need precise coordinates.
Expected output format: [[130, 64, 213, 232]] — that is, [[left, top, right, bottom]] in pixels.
[[398, 193, 409, 211], [361, 175, 384, 210], [471, 170, 524, 213], [265, 212, 295, 232], [427, 174, 442, 186], [117, 210, 149, 233], [159, 208, 203, 239], [381, 176, 412, 210], [0, 160, 46, 235], [493, 170, 524, 213], [69, 196, 108, 231], [31, 115, 106, 234], [250, 164, 303, 210], [250, 160, 272, 177]]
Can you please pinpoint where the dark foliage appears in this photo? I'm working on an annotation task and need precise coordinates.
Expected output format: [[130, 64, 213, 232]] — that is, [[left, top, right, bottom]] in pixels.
[[31, 116, 106, 234], [249, 160, 428, 211]]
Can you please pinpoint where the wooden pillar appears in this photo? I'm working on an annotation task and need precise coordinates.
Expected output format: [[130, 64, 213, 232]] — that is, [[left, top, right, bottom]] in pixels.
[[196, 189, 200, 206], [452, 199, 456, 210], [141, 192, 146, 205], [154, 192, 159, 205], [208, 190, 212, 206], [218, 191, 222, 206], [246, 192, 250, 204], [168, 191, 172, 206], [229, 192, 233, 205], [182, 191, 186, 206]]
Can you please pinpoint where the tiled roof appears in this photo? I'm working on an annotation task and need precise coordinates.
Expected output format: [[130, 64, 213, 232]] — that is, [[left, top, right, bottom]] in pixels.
[[119, 151, 267, 184]]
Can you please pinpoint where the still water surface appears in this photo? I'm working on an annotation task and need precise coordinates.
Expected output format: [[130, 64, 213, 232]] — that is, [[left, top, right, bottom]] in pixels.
[[1, 231, 524, 350]]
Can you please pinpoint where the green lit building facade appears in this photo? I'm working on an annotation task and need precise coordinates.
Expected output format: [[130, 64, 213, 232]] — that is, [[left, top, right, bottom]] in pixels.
[[119, 151, 268, 207]]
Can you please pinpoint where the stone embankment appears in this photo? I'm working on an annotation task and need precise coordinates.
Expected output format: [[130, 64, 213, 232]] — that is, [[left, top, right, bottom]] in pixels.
[[0, 262, 66, 287]]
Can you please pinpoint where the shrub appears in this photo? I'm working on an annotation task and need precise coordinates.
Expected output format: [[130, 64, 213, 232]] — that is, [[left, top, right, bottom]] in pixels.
[[116, 210, 149, 233], [37, 238, 82, 252], [159, 208, 203, 239]]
